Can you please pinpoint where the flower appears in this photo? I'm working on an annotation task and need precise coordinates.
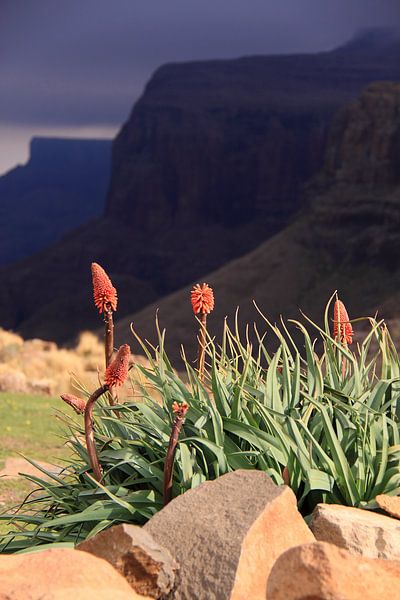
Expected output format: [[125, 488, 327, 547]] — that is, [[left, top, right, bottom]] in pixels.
[[91, 262, 118, 314], [333, 299, 353, 345], [104, 344, 130, 387], [60, 393, 86, 414], [191, 283, 214, 315], [172, 401, 189, 418]]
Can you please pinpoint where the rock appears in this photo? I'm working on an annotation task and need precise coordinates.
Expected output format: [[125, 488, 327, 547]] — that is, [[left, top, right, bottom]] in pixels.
[[310, 503, 400, 560], [267, 541, 400, 600], [0, 547, 151, 600], [0, 367, 27, 393], [78, 523, 177, 598], [144, 470, 314, 600], [376, 494, 400, 519]]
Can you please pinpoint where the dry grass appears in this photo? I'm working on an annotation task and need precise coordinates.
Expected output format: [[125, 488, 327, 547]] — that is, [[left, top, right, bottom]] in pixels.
[[0, 329, 149, 398]]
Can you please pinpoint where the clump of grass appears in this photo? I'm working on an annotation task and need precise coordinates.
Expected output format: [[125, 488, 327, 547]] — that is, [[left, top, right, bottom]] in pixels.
[[1, 287, 400, 553]]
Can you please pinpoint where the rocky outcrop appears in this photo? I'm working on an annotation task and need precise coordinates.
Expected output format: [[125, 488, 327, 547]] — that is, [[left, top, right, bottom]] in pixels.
[[144, 470, 314, 600], [120, 81, 400, 363], [78, 524, 178, 599], [267, 541, 400, 600], [0, 36, 400, 344], [0, 547, 151, 599], [0, 137, 111, 265], [376, 494, 400, 519], [324, 82, 400, 186], [310, 503, 400, 560]]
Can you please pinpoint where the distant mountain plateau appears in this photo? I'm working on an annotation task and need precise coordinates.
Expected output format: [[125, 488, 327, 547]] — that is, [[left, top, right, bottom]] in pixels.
[[1, 31, 400, 361]]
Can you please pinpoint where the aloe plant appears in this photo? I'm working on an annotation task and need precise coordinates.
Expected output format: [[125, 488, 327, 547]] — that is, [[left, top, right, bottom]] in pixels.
[[1, 295, 400, 553]]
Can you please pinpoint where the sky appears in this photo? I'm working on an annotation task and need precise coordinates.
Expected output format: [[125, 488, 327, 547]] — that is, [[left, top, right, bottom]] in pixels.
[[1, 0, 399, 175]]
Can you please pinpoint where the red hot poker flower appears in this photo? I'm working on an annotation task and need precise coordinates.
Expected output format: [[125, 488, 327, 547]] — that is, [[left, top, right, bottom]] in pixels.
[[91, 262, 118, 314], [104, 344, 130, 387], [60, 393, 86, 414], [191, 283, 214, 315], [172, 401, 189, 418], [333, 299, 353, 345]]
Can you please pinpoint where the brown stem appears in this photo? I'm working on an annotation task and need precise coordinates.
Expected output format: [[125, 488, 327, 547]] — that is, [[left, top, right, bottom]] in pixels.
[[196, 312, 207, 383], [84, 384, 108, 482], [104, 307, 114, 368], [341, 357, 347, 380], [104, 307, 119, 410], [163, 414, 186, 506], [341, 341, 347, 381]]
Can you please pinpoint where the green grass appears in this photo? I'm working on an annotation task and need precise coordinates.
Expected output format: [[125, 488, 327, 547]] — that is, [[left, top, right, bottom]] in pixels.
[[0, 392, 66, 464], [0, 392, 68, 532]]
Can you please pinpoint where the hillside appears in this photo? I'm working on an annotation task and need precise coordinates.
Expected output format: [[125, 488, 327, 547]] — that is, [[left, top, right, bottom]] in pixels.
[[119, 82, 400, 363], [0, 33, 400, 343], [0, 137, 111, 265]]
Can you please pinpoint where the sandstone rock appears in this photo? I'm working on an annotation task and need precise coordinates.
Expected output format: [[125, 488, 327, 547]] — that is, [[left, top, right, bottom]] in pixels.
[[267, 541, 400, 600], [376, 494, 400, 519], [78, 523, 177, 598], [144, 470, 314, 600], [310, 503, 400, 560], [0, 547, 150, 600]]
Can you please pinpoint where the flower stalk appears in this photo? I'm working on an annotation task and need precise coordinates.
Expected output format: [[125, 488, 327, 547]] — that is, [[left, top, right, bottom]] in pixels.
[[60, 393, 86, 414], [163, 401, 189, 506], [62, 344, 131, 482], [191, 283, 214, 383], [197, 312, 207, 382], [333, 297, 353, 379], [84, 384, 108, 482], [91, 262, 118, 406]]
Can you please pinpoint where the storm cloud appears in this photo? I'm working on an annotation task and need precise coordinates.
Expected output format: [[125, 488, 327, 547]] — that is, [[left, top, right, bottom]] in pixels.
[[0, 0, 399, 173]]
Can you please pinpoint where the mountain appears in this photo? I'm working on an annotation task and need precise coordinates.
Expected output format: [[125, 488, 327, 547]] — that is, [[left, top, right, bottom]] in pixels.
[[0, 33, 400, 344], [0, 137, 112, 265], [119, 81, 400, 362]]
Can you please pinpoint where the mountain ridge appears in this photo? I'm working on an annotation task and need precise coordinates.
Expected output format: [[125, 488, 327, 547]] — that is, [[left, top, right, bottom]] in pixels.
[[0, 137, 112, 265], [1, 37, 400, 344], [117, 81, 400, 362]]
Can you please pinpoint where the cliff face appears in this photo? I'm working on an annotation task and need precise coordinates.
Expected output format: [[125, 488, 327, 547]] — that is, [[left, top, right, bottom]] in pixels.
[[107, 40, 400, 235], [0, 138, 111, 265], [310, 82, 400, 270], [323, 82, 400, 186], [1, 36, 400, 344], [121, 82, 400, 362]]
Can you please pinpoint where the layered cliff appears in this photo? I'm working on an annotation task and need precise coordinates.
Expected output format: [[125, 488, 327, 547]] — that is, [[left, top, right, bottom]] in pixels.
[[121, 82, 400, 362], [0, 138, 111, 264], [0, 34, 400, 343]]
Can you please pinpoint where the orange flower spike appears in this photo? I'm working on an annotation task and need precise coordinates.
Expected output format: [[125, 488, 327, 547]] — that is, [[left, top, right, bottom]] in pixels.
[[60, 393, 86, 414], [333, 299, 353, 345], [191, 283, 214, 315], [104, 344, 131, 388], [172, 401, 189, 418], [91, 262, 118, 314]]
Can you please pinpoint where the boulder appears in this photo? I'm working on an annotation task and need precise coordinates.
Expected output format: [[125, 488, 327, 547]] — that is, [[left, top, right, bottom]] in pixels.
[[310, 503, 400, 560], [0, 547, 150, 600], [144, 470, 314, 600], [78, 523, 177, 598], [267, 541, 400, 600], [376, 494, 400, 519]]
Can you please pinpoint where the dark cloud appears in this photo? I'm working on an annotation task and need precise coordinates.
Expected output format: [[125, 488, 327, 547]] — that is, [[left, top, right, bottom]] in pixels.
[[1, 0, 399, 128]]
